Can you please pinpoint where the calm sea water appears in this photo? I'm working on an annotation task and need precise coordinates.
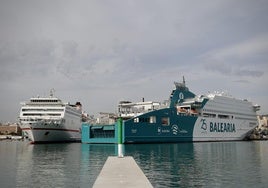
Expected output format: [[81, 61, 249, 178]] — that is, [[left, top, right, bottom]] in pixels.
[[1, 140, 268, 188]]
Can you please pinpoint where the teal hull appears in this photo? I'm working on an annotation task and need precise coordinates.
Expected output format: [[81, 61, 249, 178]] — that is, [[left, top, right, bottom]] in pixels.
[[82, 108, 198, 144]]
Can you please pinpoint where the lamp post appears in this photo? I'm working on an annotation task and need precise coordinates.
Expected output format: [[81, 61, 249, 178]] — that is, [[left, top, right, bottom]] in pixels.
[[118, 117, 124, 157]]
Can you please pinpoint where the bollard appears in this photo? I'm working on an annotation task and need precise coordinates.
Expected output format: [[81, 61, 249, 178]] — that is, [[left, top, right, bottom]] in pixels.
[[117, 117, 124, 157]]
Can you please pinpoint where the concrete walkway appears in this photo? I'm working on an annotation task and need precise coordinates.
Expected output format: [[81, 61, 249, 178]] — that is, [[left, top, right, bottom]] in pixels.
[[93, 156, 153, 188]]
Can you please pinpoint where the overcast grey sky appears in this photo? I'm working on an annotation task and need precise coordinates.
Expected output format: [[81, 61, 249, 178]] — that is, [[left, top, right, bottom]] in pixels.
[[1, 0, 268, 122]]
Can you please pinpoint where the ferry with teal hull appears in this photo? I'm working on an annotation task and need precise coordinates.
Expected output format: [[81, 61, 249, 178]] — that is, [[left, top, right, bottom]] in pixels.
[[82, 77, 260, 143]]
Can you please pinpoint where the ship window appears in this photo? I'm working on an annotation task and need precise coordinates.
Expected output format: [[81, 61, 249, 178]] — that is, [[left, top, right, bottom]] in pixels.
[[149, 116, 156, 123], [218, 114, 229, 119], [48, 114, 61, 116], [23, 113, 42, 116], [203, 113, 216, 118], [161, 117, 170, 126], [139, 117, 150, 123], [134, 118, 139, 123]]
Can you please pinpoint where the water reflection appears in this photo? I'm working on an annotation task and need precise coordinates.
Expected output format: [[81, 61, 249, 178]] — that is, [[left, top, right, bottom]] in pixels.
[[16, 143, 80, 187], [193, 142, 268, 187], [125, 143, 195, 187], [80, 144, 116, 187], [125, 142, 268, 188], [1, 141, 268, 188], [15, 143, 115, 188]]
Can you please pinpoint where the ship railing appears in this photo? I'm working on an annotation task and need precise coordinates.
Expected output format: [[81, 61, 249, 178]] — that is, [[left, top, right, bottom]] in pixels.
[[20, 117, 63, 124], [34, 117, 63, 125], [119, 112, 144, 119]]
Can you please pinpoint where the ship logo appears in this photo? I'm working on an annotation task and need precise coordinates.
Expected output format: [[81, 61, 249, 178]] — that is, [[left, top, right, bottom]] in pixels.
[[172, 125, 179, 135], [172, 124, 188, 135], [200, 119, 207, 130], [179, 92, 184, 100], [157, 127, 161, 134]]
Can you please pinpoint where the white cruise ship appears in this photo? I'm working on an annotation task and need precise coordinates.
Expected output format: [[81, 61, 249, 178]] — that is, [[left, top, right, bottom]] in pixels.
[[19, 91, 82, 143]]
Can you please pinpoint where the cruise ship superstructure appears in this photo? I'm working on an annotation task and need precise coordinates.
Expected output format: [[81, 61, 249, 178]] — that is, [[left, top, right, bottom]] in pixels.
[[19, 91, 82, 143]]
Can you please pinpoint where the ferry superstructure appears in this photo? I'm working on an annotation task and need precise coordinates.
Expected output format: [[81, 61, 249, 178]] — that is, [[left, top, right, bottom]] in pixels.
[[82, 77, 260, 143], [19, 91, 82, 143]]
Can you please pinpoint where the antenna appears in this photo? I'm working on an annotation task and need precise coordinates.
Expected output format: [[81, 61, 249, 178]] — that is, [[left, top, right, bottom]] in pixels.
[[49, 88, 55, 97], [183, 76, 185, 85]]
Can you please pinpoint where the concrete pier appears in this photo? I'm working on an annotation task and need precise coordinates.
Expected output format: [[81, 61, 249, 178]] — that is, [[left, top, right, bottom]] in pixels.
[[93, 156, 153, 188]]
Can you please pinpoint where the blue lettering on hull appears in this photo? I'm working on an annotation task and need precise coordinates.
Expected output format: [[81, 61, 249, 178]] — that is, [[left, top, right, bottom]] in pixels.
[[209, 122, 236, 132]]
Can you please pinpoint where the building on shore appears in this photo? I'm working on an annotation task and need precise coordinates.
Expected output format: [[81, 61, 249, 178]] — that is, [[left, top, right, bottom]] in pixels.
[[258, 115, 268, 129], [0, 123, 22, 136], [249, 115, 268, 140]]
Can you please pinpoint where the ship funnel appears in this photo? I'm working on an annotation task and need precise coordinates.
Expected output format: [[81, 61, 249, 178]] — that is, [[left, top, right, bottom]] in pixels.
[[170, 77, 195, 108]]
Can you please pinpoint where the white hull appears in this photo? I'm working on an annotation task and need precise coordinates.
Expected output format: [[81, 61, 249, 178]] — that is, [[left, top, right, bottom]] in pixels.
[[19, 93, 83, 143], [192, 117, 256, 141], [20, 122, 81, 143]]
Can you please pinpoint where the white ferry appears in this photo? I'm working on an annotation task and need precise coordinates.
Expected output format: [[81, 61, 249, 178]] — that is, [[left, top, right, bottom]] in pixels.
[[19, 90, 82, 143]]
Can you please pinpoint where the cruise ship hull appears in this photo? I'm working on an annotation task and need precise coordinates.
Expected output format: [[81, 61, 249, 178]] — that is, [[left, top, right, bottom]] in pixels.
[[20, 122, 81, 143]]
